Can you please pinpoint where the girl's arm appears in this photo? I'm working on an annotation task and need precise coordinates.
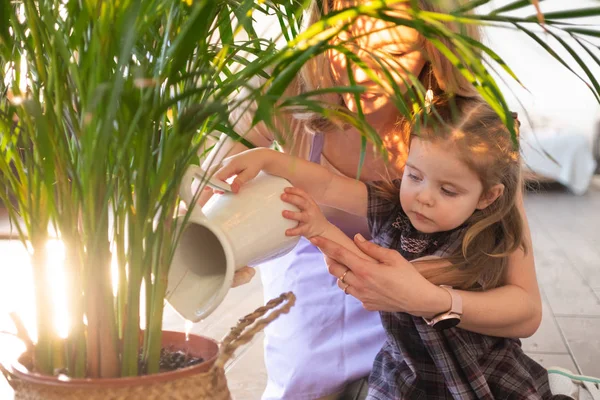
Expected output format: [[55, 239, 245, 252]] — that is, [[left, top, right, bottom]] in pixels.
[[195, 132, 274, 207], [281, 187, 376, 262], [219, 148, 369, 217], [314, 190, 543, 338]]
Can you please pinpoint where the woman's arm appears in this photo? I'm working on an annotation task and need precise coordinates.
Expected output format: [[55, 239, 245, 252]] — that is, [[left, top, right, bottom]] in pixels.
[[442, 191, 542, 338], [323, 226, 376, 262], [314, 191, 543, 339]]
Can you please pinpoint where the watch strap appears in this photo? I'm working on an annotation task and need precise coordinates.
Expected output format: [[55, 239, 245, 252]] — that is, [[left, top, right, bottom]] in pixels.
[[440, 285, 462, 315], [423, 285, 462, 330]]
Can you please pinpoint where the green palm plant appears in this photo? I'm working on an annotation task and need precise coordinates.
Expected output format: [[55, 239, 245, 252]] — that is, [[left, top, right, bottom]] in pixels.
[[0, 0, 599, 382], [0, 0, 311, 379]]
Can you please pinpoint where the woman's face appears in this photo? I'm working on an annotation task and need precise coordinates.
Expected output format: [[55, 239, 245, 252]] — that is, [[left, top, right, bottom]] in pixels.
[[327, 6, 426, 116]]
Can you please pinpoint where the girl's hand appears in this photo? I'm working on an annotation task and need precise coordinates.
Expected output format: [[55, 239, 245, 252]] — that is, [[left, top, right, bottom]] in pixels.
[[310, 235, 450, 317], [212, 148, 273, 193], [281, 187, 332, 239]]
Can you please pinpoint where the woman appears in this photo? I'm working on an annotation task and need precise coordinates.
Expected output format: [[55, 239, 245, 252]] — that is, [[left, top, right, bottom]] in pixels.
[[198, 1, 542, 399]]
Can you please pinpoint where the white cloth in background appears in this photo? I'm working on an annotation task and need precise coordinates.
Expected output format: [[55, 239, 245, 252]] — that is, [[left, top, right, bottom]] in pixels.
[[521, 128, 597, 195]]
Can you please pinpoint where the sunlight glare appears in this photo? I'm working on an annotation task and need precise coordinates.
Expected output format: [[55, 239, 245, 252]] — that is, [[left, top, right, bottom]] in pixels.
[[139, 278, 147, 331], [0, 241, 36, 346], [46, 240, 70, 339], [185, 320, 193, 341], [111, 251, 119, 297], [19, 52, 27, 93], [17, 4, 25, 23]]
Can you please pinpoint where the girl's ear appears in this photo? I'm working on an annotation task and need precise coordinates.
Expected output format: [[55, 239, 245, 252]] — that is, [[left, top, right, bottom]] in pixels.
[[477, 184, 505, 210]]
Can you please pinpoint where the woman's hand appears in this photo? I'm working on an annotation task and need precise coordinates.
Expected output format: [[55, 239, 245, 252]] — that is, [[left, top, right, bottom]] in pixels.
[[311, 234, 451, 317], [231, 266, 256, 287], [281, 187, 332, 239], [212, 148, 274, 193]]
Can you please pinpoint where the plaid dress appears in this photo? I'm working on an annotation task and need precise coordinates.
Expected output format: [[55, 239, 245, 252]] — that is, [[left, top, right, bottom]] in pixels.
[[365, 180, 562, 400]]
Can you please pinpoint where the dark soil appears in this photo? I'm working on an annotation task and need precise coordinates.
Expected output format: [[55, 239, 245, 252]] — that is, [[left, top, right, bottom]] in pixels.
[[139, 346, 205, 373], [17, 346, 205, 376]]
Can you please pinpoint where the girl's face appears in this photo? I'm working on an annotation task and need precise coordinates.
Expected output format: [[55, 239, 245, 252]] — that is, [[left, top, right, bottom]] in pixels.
[[399, 138, 503, 234], [327, 7, 426, 117]]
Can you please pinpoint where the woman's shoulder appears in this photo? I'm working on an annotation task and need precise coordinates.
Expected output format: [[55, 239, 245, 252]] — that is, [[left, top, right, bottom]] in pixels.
[[279, 128, 315, 158]]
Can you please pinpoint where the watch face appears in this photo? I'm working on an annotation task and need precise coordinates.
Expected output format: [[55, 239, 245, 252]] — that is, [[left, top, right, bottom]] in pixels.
[[433, 317, 460, 331]]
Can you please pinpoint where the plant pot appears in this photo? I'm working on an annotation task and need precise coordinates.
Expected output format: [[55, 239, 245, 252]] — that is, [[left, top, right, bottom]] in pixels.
[[3, 331, 228, 400], [1, 292, 295, 400]]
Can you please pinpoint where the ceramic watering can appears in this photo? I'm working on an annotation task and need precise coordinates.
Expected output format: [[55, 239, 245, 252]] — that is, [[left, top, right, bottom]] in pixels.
[[165, 165, 300, 322]]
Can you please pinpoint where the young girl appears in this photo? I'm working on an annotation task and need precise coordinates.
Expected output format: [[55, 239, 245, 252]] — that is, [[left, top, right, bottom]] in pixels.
[[213, 96, 556, 399]]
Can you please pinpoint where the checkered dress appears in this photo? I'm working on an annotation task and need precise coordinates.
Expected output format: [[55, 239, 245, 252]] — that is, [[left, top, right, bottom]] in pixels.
[[365, 180, 562, 400]]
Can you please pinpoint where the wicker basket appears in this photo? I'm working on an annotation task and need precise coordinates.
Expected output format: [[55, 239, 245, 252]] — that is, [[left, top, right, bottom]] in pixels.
[[1, 292, 296, 400]]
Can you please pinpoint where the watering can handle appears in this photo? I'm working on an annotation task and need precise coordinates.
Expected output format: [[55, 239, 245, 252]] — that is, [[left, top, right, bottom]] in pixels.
[[179, 165, 233, 207], [214, 292, 296, 369]]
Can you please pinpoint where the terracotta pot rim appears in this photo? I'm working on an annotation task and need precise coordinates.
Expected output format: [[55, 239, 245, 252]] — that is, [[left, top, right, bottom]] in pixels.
[[6, 331, 219, 388]]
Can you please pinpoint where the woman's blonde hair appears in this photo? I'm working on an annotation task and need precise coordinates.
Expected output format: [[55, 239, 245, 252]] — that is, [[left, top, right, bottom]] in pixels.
[[229, 0, 483, 146], [298, 0, 481, 132], [381, 96, 525, 290]]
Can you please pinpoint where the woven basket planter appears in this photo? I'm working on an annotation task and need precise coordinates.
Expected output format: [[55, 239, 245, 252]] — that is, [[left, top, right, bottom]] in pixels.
[[1, 292, 295, 400]]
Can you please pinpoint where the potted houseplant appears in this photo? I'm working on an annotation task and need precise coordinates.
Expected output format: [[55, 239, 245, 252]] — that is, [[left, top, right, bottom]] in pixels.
[[0, 0, 599, 398], [0, 0, 304, 397]]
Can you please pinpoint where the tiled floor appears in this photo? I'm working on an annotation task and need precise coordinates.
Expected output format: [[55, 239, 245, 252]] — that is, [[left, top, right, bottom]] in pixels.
[[162, 270, 269, 399], [521, 178, 600, 379], [1, 177, 600, 399]]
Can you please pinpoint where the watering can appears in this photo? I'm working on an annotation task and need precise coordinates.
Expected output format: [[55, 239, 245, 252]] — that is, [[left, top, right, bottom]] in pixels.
[[165, 165, 300, 322]]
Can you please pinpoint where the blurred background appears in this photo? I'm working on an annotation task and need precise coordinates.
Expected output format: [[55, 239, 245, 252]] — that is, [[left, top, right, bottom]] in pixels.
[[484, 0, 600, 195]]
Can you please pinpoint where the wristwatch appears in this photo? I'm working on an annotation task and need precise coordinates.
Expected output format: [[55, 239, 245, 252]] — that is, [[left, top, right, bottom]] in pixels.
[[423, 285, 463, 330]]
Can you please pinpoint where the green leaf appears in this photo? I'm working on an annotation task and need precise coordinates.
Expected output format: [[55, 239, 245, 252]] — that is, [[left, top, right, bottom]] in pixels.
[[516, 23, 600, 104], [213, 122, 257, 149], [574, 38, 600, 83], [543, 28, 600, 104], [253, 42, 327, 126], [564, 27, 600, 38], [231, 0, 260, 48], [166, 1, 218, 80], [532, 7, 600, 20], [459, 33, 525, 87], [491, 0, 547, 15], [218, 5, 234, 47], [0, 0, 10, 47], [452, 0, 493, 15]]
